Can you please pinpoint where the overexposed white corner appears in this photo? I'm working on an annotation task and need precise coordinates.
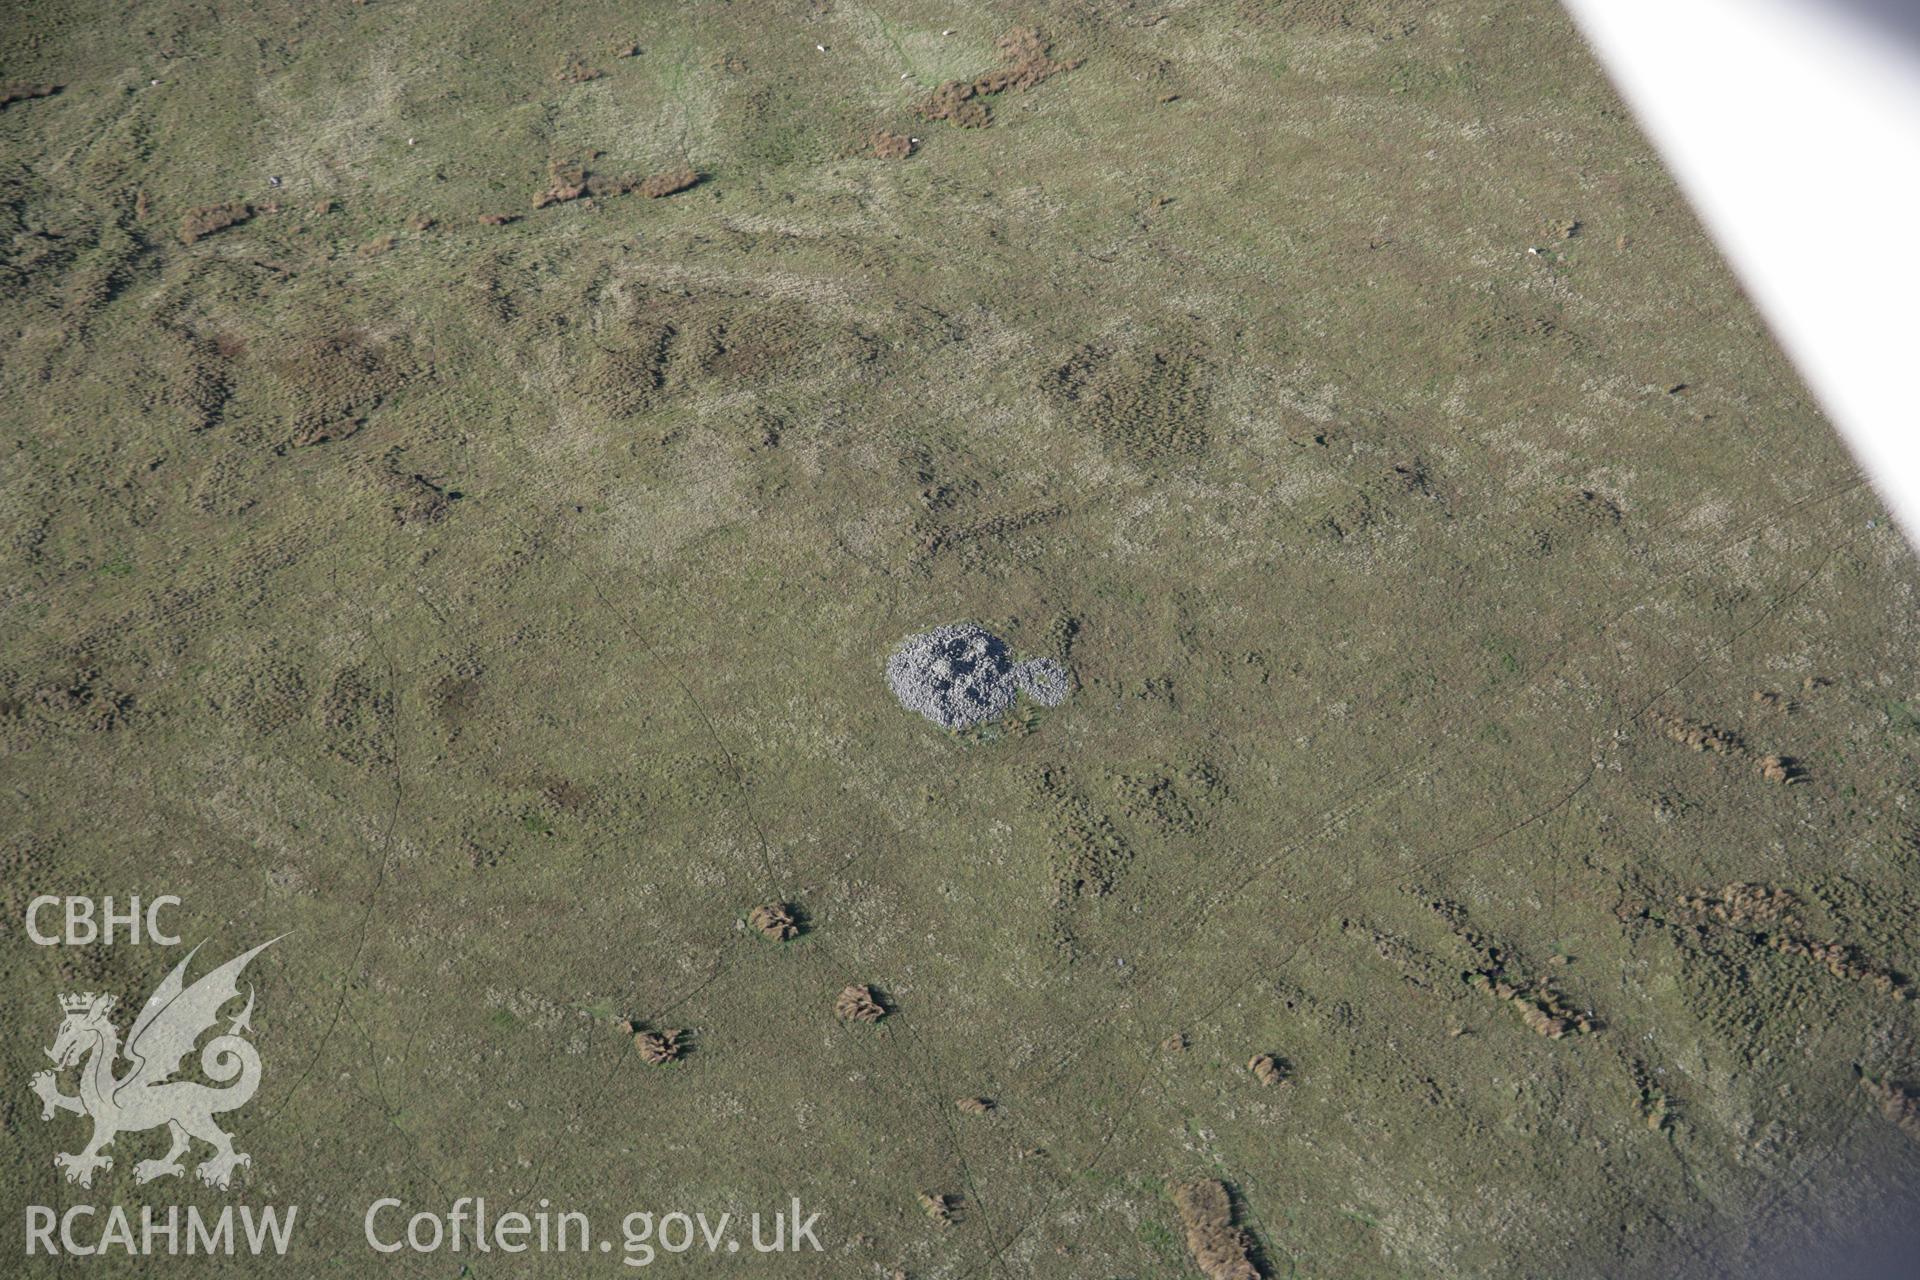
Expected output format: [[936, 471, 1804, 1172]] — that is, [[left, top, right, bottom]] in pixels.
[[1562, 0, 1920, 541]]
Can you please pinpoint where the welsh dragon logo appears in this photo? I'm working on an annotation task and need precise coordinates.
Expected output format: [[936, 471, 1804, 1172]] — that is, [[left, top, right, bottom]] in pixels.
[[30, 938, 280, 1190]]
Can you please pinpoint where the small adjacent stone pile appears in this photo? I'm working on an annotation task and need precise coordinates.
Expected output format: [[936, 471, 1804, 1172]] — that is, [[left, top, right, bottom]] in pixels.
[[749, 902, 800, 941], [1247, 1054, 1287, 1088], [1861, 1074, 1920, 1143], [1170, 1180, 1262, 1280], [1467, 971, 1595, 1039], [623, 1021, 685, 1065], [885, 623, 1071, 728], [835, 984, 887, 1023], [1016, 657, 1071, 706], [917, 1191, 956, 1227]]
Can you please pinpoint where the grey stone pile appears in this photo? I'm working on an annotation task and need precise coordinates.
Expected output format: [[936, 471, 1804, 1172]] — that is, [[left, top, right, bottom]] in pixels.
[[885, 623, 1072, 729], [1015, 657, 1070, 706]]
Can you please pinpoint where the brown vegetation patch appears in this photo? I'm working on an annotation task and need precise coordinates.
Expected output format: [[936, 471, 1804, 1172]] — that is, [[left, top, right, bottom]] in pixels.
[[980, 27, 1081, 91], [534, 162, 590, 208], [1477, 974, 1593, 1039], [179, 202, 254, 245], [1679, 882, 1794, 927], [1170, 1180, 1263, 1280], [1653, 712, 1742, 755], [1757, 753, 1805, 784], [540, 158, 702, 208], [922, 81, 990, 128], [919, 27, 1080, 128], [1861, 1074, 1920, 1143], [749, 902, 800, 941], [1765, 932, 1898, 988], [1653, 710, 1806, 782], [835, 984, 887, 1023], [1431, 899, 1596, 1038], [537, 163, 700, 207], [1658, 710, 1804, 782], [639, 166, 701, 198], [1, 83, 61, 108], [871, 130, 915, 160], [623, 1020, 685, 1064], [1247, 1053, 1288, 1087], [1456, 951, 1597, 1038], [1676, 884, 1909, 999]]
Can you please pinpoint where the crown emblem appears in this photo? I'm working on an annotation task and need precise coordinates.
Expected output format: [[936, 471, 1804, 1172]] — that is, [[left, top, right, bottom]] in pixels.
[[37, 938, 280, 1193]]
